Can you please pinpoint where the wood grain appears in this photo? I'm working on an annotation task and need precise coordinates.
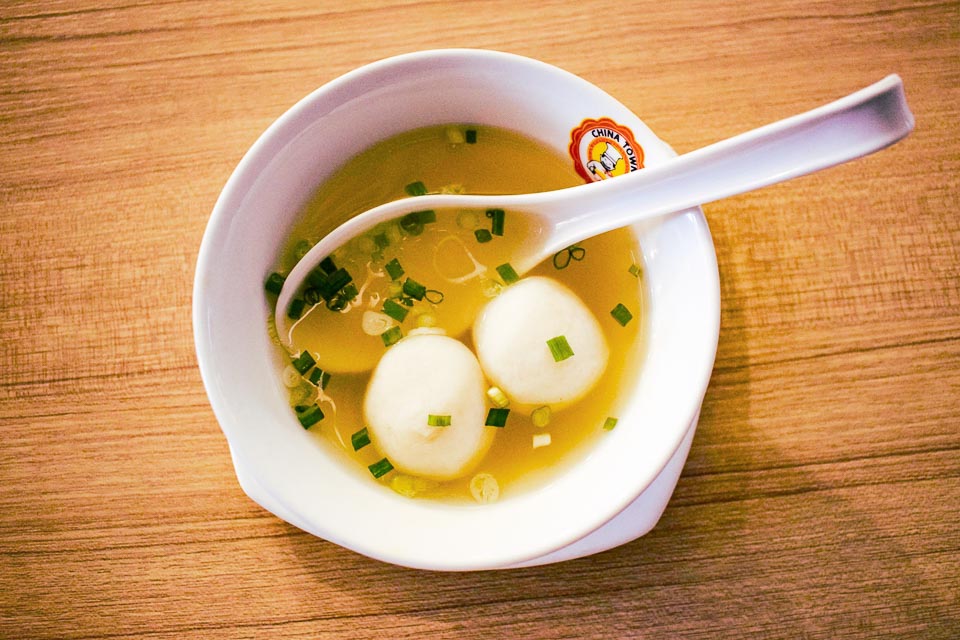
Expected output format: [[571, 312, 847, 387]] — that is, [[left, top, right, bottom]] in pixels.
[[2, 1, 958, 638]]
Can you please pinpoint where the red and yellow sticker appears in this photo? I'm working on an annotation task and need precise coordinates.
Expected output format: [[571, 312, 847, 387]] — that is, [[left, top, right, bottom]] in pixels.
[[569, 117, 644, 182]]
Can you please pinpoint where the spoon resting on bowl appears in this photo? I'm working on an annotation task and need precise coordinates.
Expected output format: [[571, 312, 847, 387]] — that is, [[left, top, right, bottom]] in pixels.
[[275, 74, 913, 348]]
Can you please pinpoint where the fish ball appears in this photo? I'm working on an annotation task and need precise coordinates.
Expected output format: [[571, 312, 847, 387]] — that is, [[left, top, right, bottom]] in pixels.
[[364, 333, 493, 481], [473, 277, 608, 408]]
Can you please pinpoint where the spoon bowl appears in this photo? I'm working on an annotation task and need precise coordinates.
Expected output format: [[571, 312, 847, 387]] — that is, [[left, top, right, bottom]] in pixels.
[[275, 74, 913, 346]]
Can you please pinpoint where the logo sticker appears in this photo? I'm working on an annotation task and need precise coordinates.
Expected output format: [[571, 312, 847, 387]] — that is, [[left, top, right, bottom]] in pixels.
[[569, 118, 644, 182]]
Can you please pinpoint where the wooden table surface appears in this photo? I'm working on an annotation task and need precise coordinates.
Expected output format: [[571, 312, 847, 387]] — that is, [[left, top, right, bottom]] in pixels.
[[2, 1, 958, 638]]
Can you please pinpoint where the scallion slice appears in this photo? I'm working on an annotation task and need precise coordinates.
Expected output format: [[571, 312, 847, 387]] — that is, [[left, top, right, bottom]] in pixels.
[[382, 298, 409, 323], [295, 403, 324, 429], [628, 263, 642, 278], [486, 386, 509, 408], [495, 262, 519, 285], [474, 228, 493, 243], [368, 458, 394, 479], [486, 208, 505, 236], [384, 258, 404, 280], [380, 326, 403, 347], [532, 433, 552, 448], [291, 350, 316, 374], [319, 256, 337, 275], [405, 181, 428, 196], [569, 245, 586, 261], [400, 213, 424, 236], [339, 282, 359, 302], [306, 268, 328, 289], [465, 129, 477, 144], [303, 287, 320, 306], [427, 414, 451, 427], [317, 268, 353, 302], [414, 209, 437, 224], [552, 248, 571, 270], [264, 272, 285, 295], [424, 289, 444, 304], [351, 427, 371, 451], [402, 277, 427, 301], [308, 368, 331, 390], [287, 298, 306, 320], [531, 405, 551, 428], [546, 335, 575, 362], [485, 407, 510, 428], [610, 303, 633, 327], [374, 232, 389, 249], [603, 416, 618, 431]]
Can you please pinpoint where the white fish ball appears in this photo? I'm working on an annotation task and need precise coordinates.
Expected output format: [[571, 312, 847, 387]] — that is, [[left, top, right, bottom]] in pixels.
[[473, 277, 608, 408], [364, 333, 494, 481]]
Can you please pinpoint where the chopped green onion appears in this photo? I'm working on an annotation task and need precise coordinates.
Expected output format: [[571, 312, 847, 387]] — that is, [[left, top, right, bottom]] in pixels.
[[374, 232, 389, 249], [470, 472, 499, 503], [326, 296, 347, 312], [295, 403, 324, 429], [382, 298, 409, 322], [391, 474, 437, 497], [531, 405, 551, 428], [384, 258, 404, 280], [416, 312, 437, 327], [552, 249, 571, 270], [368, 458, 394, 479], [405, 181, 428, 196], [317, 268, 352, 302], [474, 228, 493, 243], [465, 129, 477, 144], [281, 365, 302, 388], [628, 263, 642, 278], [287, 298, 306, 320], [546, 335, 575, 362], [427, 414, 451, 427], [610, 303, 633, 326], [319, 256, 337, 275], [339, 282, 359, 302], [532, 433, 552, 448], [485, 407, 510, 428], [399, 296, 414, 306], [424, 289, 444, 304], [480, 277, 502, 298], [292, 240, 311, 261], [291, 350, 316, 374], [603, 416, 618, 431], [486, 209, 505, 236], [264, 272, 285, 295], [486, 386, 509, 408], [414, 209, 437, 224], [308, 368, 331, 390], [402, 277, 427, 300], [445, 127, 466, 145], [495, 262, 520, 285], [288, 382, 312, 406], [380, 326, 403, 347], [457, 210, 480, 230], [569, 245, 586, 261], [306, 268, 328, 289], [399, 213, 424, 236], [351, 427, 370, 451], [303, 287, 320, 305]]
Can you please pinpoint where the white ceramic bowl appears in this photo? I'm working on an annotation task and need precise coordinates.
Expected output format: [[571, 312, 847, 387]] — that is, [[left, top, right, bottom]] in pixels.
[[193, 49, 720, 570]]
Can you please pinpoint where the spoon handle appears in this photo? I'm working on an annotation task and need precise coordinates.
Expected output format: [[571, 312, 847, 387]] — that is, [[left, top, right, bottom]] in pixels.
[[530, 74, 914, 265]]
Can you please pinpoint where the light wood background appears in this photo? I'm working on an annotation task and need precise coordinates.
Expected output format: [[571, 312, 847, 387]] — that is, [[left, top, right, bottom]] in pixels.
[[2, 1, 958, 638]]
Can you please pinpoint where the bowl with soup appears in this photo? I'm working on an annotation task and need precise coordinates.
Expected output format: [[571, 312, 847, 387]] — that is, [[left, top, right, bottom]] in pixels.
[[193, 49, 720, 570]]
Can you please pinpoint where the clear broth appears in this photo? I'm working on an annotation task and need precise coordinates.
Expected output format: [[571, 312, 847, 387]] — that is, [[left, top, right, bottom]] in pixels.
[[273, 125, 646, 502]]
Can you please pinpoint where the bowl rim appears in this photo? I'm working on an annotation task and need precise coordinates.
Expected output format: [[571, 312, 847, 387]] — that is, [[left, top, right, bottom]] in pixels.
[[193, 48, 721, 570]]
